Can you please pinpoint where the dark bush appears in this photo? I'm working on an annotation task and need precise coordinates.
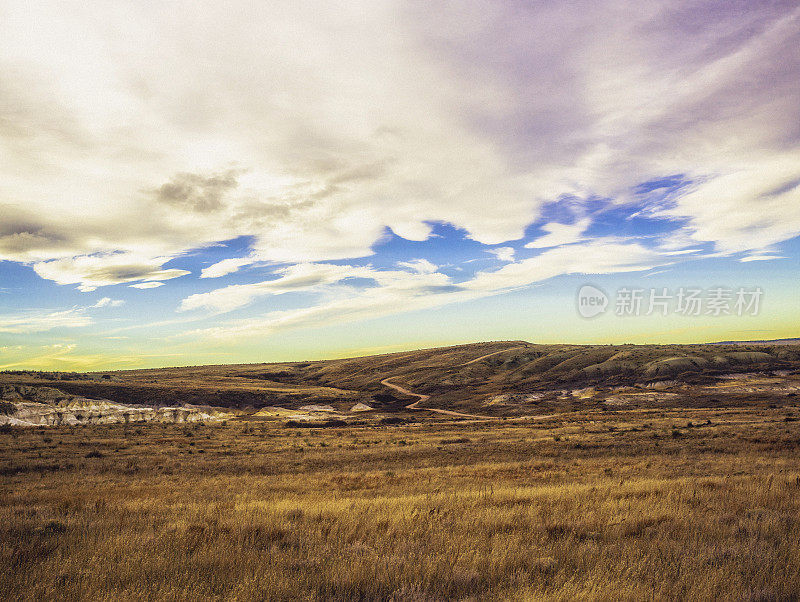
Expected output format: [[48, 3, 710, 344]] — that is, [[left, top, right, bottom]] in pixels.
[[379, 416, 406, 425], [285, 419, 347, 429]]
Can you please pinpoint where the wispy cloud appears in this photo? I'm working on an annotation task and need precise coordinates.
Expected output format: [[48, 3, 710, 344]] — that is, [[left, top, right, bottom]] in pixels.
[[396, 259, 439, 274], [0, 309, 92, 333], [525, 219, 591, 249], [33, 253, 189, 292], [91, 297, 125, 308], [185, 238, 667, 339], [486, 247, 515, 263], [180, 262, 450, 314], [0, 344, 142, 371], [740, 254, 787, 262]]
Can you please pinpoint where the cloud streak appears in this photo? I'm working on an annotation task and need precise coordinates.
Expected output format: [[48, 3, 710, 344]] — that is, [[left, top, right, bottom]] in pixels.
[[185, 238, 667, 339], [0, 309, 92, 334], [33, 253, 190, 292]]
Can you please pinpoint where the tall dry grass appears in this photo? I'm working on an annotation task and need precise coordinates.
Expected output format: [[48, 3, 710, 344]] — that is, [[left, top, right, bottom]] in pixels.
[[2, 407, 800, 600]]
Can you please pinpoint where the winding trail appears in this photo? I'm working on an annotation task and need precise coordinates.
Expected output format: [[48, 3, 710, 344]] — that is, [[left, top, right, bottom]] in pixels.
[[379, 345, 538, 420], [459, 346, 526, 366], [380, 377, 497, 420]]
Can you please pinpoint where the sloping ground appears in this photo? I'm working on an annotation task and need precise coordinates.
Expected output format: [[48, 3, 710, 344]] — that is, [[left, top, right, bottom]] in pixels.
[[356, 343, 800, 414], [0, 367, 364, 411], [2, 341, 800, 417], [0, 341, 526, 412]]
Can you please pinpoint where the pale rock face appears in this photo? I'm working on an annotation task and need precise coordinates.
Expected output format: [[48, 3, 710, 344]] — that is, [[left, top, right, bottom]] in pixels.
[[350, 403, 374, 412], [603, 392, 680, 406], [644, 380, 680, 390], [0, 385, 232, 427], [482, 395, 511, 407], [253, 405, 348, 421], [298, 404, 336, 412]]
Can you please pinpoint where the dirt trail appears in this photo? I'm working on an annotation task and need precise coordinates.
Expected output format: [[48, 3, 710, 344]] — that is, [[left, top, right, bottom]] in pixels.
[[380, 377, 496, 420], [460, 346, 525, 366]]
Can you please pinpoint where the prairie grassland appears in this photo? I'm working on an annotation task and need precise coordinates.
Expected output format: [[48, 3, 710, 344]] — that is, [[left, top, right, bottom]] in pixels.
[[2, 407, 800, 601]]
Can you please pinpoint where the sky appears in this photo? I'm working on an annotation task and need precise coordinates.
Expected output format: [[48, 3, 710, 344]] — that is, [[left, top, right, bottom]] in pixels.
[[1, 0, 799, 371]]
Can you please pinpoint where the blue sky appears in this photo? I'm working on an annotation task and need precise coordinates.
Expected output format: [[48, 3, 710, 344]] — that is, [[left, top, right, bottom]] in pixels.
[[1, 1, 799, 370]]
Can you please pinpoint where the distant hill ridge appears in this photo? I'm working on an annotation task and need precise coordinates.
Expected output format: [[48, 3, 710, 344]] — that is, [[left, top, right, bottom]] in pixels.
[[710, 338, 800, 345]]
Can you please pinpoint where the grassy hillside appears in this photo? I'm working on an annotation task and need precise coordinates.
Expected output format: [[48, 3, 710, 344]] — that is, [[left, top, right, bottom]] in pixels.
[[3, 341, 799, 417]]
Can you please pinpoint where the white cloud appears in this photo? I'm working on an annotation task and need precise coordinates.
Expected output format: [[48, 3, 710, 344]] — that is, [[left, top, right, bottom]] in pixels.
[[130, 282, 166, 289], [189, 276, 467, 340], [466, 239, 664, 293], [91, 297, 125, 308], [0, 1, 542, 283], [525, 218, 592, 249], [486, 247, 515, 262], [0, 1, 798, 297], [181, 263, 359, 313], [658, 154, 800, 253], [185, 238, 668, 339], [396, 259, 438, 274], [33, 253, 190, 292], [180, 262, 450, 314], [200, 257, 256, 279], [661, 248, 703, 256], [740, 254, 787, 262]]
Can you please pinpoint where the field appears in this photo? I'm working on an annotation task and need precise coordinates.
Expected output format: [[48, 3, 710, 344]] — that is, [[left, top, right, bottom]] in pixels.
[[3, 404, 800, 601], [3, 341, 800, 600]]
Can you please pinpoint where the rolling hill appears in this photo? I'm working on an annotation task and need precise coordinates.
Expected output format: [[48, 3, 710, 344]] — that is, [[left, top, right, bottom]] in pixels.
[[3, 340, 800, 423]]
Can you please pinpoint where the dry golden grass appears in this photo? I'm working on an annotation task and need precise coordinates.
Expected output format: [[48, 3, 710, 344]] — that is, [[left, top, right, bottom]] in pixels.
[[2, 406, 800, 600]]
